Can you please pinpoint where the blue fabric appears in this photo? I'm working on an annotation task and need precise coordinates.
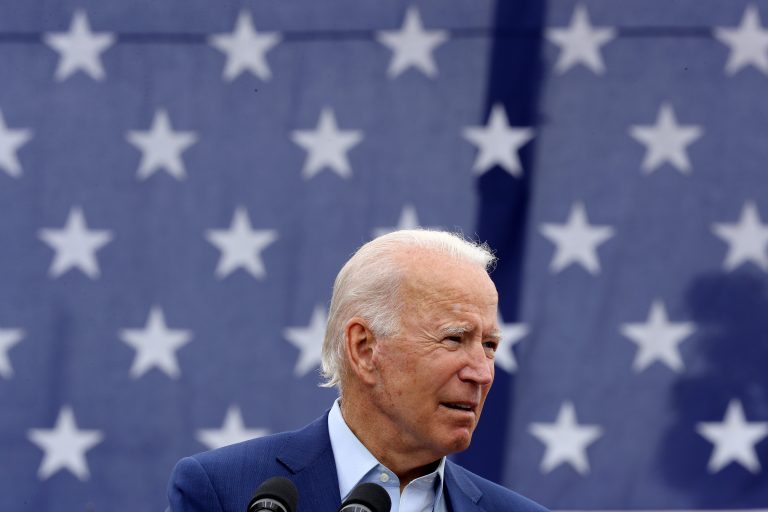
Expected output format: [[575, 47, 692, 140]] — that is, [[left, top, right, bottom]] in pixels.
[[168, 411, 550, 512]]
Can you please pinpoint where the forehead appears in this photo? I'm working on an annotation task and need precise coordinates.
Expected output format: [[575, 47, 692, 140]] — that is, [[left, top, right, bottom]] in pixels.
[[396, 248, 498, 307]]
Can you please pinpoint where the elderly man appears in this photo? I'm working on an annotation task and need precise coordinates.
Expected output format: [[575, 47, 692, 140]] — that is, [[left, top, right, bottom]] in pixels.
[[168, 230, 547, 512]]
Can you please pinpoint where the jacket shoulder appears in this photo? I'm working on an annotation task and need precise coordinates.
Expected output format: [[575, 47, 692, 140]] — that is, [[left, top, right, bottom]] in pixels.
[[168, 432, 293, 512], [191, 429, 292, 472], [168, 414, 332, 512]]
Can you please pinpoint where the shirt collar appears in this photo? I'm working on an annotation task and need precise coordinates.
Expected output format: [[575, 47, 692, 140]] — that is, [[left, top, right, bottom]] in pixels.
[[327, 399, 447, 502]]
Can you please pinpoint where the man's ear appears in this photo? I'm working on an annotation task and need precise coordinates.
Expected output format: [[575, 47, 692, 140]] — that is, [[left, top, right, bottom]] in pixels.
[[344, 317, 377, 385]]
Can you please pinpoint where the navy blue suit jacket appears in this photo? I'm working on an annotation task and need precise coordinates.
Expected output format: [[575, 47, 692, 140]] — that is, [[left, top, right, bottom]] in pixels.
[[168, 413, 548, 512]]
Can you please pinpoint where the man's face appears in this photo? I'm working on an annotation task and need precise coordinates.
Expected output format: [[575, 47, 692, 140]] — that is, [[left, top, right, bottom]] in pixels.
[[369, 250, 500, 461]]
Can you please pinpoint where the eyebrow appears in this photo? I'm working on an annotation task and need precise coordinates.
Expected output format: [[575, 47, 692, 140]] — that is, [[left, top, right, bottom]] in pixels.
[[441, 326, 469, 337], [441, 326, 503, 342]]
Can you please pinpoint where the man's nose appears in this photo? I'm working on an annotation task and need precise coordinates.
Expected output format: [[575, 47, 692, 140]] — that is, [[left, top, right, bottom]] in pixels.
[[458, 342, 494, 385]]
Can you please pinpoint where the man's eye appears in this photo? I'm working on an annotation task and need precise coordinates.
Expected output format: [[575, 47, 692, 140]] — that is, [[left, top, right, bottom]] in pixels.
[[445, 336, 462, 343], [483, 341, 498, 352]]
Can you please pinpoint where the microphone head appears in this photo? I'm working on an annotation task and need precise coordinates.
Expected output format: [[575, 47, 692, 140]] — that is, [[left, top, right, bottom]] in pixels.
[[248, 476, 299, 512], [339, 482, 391, 512]]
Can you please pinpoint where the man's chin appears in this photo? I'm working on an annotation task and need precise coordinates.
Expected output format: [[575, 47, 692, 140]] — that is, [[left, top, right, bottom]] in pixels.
[[439, 430, 474, 455]]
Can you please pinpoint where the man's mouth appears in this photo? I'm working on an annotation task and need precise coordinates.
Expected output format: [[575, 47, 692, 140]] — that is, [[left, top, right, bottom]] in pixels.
[[441, 402, 476, 412]]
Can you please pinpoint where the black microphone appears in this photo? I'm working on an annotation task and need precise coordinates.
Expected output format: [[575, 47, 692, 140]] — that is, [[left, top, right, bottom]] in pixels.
[[338, 482, 391, 512], [247, 476, 299, 512]]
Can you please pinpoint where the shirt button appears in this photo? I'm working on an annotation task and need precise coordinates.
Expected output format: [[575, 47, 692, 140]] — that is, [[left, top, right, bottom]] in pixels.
[[379, 473, 390, 483]]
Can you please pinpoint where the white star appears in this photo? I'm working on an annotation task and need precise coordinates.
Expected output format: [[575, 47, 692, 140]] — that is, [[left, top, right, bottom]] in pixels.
[[377, 7, 448, 79], [529, 401, 603, 475], [283, 305, 327, 377], [209, 10, 281, 82], [205, 207, 278, 279], [620, 300, 696, 373], [27, 406, 104, 481], [372, 204, 423, 238], [712, 201, 768, 271], [43, 10, 115, 81], [196, 405, 269, 450], [462, 104, 534, 177], [547, 4, 615, 74], [540, 202, 614, 275], [697, 399, 768, 473], [126, 109, 198, 181], [119, 307, 192, 379], [493, 316, 529, 374], [38, 206, 113, 279], [715, 5, 768, 75], [291, 108, 363, 179], [0, 328, 24, 379], [0, 109, 32, 178], [629, 104, 703, 174]]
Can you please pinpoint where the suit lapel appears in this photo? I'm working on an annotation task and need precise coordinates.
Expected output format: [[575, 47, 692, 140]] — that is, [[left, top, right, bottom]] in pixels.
[[276, 413, 342, 512], [444, 460, 484, 512]]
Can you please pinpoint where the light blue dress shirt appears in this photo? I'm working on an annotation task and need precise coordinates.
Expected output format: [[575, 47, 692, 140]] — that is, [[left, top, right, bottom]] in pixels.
[[328, 400, 447, 512]]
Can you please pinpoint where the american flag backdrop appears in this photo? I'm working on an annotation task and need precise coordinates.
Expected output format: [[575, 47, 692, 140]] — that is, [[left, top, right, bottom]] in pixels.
[[1, 1, 768, 510]]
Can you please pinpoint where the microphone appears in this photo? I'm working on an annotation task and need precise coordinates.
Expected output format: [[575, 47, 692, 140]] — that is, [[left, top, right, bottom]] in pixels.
[[247, 476, 299, 512], [338, 482, 391, 512]]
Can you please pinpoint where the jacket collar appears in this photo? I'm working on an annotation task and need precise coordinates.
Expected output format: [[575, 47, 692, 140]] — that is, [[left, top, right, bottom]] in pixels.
[[276, 412, 341, 512], [445, 459, 484, 511]]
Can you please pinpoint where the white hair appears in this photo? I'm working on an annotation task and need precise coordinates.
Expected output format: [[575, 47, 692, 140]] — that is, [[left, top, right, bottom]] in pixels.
[[320, 229, 496, 391]]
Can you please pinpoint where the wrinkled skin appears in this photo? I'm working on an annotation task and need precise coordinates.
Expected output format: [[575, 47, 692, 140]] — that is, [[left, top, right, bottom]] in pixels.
[[342, 248, 500, 485]]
